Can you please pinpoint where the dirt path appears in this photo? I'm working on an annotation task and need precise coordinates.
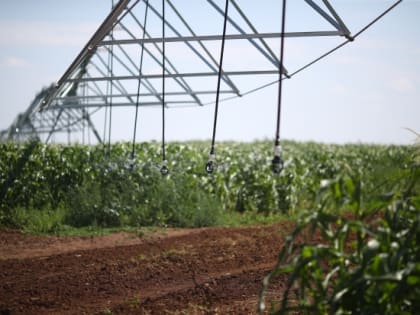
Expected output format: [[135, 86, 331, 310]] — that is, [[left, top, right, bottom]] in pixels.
[[0, 223, 297, 314]]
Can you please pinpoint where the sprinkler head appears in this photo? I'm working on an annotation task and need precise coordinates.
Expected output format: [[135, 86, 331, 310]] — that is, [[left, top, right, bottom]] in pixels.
[[160, 164, 169, 176], [206, 160, 214, 175], [206, 153, 216, 175], [160, 159, 169, 176], [271, 155, 284, 174], [126, 158, 135, 171]]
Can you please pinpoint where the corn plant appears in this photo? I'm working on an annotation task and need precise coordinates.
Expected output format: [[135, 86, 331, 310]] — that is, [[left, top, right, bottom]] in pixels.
[[259, 148, 420, 314], [0, 140, 414, 231]]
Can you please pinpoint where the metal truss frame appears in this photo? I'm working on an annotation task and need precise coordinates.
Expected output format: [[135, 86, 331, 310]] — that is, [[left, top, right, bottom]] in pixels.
[[2, 0, 353, 143], [0, 85, 102, 143]]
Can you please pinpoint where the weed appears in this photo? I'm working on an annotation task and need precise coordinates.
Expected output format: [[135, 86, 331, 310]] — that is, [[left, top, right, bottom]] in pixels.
[[136, 253, 148, 261], [127, 296, 141, 307], [162, 248, 188, 259]]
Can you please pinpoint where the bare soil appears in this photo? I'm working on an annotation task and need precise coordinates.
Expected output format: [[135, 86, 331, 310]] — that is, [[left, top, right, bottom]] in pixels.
[[0, 222, 310, 314]]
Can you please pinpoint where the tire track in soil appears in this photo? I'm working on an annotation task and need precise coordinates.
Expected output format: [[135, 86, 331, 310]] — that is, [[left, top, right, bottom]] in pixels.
[[0, 223, 297, 314]]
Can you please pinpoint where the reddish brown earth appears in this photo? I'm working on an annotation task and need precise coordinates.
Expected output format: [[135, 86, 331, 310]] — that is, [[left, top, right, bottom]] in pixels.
[[0, 223, 313, 314]]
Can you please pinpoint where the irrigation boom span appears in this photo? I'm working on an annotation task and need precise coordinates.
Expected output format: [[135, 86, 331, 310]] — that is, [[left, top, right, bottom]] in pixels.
[[0, 0, 402, 144]]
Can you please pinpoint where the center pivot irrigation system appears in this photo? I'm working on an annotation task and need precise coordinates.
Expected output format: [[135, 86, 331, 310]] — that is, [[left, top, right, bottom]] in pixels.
[[0, 0, 403, 175]]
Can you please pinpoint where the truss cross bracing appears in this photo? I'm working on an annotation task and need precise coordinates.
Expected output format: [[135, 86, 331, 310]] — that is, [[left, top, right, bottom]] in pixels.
[[2, 0, 355, 143]]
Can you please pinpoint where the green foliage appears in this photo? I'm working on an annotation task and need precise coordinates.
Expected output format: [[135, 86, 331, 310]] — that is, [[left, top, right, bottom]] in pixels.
[[2, 207, 66, 234], [259, 147, 420, 314], [0, 140, 414, 232]]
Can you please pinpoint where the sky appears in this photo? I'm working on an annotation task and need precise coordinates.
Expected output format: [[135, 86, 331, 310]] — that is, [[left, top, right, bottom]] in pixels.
[[0, 0, 419, 145]]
